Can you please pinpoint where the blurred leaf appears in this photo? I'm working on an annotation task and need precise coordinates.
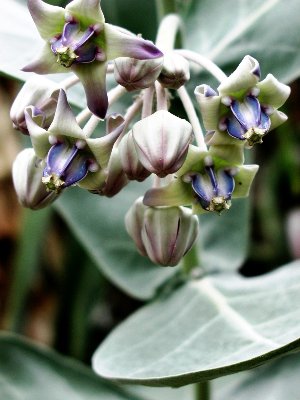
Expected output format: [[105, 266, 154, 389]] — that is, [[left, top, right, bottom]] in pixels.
[[0, 333, 143, 400], [185, 0, 300, 84], [214, 353, 300, 400], [54, 185, 176, 300], [93, 260, 300, 387], [200, 198, 249, 273]]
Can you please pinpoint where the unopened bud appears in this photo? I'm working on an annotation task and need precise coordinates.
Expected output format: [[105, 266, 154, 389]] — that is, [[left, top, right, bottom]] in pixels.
[[12, 148, 59, 209], [141, 206, 199, 266], [158, 52, 190, 89], [124, 197, 148, 256], [10, 76, 59, 135], [118, 130, 151, 181], [132, 110, 193, 177], [114, 57, 163, 91]]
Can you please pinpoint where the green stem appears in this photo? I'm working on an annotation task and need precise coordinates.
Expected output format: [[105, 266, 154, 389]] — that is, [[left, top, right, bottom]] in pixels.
[[155, 0, 177, 21], [3, 207, 52, 332], [195, 381, 210, 400], [181, 238, 202, 277]]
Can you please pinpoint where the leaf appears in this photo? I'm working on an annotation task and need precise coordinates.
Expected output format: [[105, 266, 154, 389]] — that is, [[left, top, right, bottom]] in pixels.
[[54, 185, 176, 300], [214, 353, 300, 400], [185, 0, 300, 83], [200, 198, 249, 273], [0, 333, 143, 400], [92, 260, 300, 387]]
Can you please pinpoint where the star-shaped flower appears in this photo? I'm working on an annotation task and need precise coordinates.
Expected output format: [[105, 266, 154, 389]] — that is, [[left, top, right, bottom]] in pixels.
[[25, 88, 125, 193], [23, 0, 163, 118], [195, 55, 290, 148]]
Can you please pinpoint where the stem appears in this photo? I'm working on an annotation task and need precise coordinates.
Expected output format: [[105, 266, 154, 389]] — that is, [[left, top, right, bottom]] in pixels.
[[82, 85, 127, 137], [176, 49, 227, 83], [76, 107, 92, 125], [155, 0, 177, 22], [60, 75, 79, 90], [142, 86, 155, 119], [155, 81, 168, 111], [177, 86, 207, 151], [115, 96, 143, 145], [155, 14, 183, 51], [195, 381, 210, 400]]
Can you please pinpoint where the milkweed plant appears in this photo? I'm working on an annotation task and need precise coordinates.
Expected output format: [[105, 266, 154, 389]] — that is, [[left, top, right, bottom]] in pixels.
[[1, 0, 300, 399]]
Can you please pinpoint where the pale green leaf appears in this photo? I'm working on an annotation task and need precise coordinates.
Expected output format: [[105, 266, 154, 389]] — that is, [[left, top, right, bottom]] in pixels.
[[54, 185, 176, 300], [0, 333, 143, 400], [93, 260, 300, 386]]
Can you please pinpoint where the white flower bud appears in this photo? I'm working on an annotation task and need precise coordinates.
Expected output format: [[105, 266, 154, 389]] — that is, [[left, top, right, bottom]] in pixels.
[[158, 52, 190, 89], [12, 148, 59, 209], [114, 57, 163, 91], [132, 110, 193, 178], [125, 197, 148, 256], [141, 206, 199, 266]]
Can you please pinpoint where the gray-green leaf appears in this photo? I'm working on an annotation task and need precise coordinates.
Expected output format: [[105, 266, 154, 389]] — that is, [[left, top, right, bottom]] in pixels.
[[93, 260, 300, 387]]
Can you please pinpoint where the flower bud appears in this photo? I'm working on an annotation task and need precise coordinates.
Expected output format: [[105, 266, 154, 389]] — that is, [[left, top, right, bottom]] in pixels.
[[132, 110, 193, 177], [12, 148, 59, 210], [114, 57, 163, 91], [118, 130, 151, 181], [141, 206, 199, 266], [158, 52, 190, 89], [10, 76, 59, 135], [124, 197, 148, 256]]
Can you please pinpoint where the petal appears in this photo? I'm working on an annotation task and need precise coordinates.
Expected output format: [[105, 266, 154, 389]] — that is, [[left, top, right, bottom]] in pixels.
[[62, 21, 80, 46], [215, 169, 235, 198], [231, 96, 261, 130], [176, 145, 208, 177], [232, 164, 259, 198], [78, 169, 106, 190], [104, 24, 163, 60], [44, 142, 77, 177], [191, 173, 215, 209], [73, 62, 108, 118], [63, 152, 89, 186], [48, 89, 85, 139], [260, 109, 271, 131], [28, 0, 65, 40], [22, 43, 66, 74], [66, 0, 105, 25], [218, 55, 260, 97], [257, 74, 291, 109], [209, 144, 245, 166], [226, 115, 246, 140], [194, 84, 221, 131], [86, 120, 125, 168], [269, 110, 288, 131], [143, 178, 193, 207], [25, 107, 49, 158]]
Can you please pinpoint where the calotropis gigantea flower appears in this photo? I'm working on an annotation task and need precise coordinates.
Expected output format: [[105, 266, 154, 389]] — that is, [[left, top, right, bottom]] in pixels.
[[143, 145, 259, 214], [132, 110, 193, 178], [23, 0, 163, 118], [10, 76, 59, 135], [125, 197, 199, 266], [195, 55, 290, 148], [25, 89, 125, 193], [12, 148, 60, 209]]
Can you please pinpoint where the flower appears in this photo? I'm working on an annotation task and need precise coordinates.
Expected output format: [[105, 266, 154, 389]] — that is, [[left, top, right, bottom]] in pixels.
[[195, 55, 290, 148], [131, 110, 193, 177], [143, 145, 259, 214], [158, 52, 190, 89], [10, 76, 59, 134], [23, 0, 163, 118], [125, 197, 199, 266], [12, 148, 60, 209], [25, 88, 124, 193]]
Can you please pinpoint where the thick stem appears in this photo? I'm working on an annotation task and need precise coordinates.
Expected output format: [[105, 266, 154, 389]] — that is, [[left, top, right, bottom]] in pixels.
[[155, 0, 177, 22], [176, 49, 227, 83], [61, 74, 79, 90], [177, 86, 207, 151], [155, 14, 183, 51], [195, 381, 210, 400], [155, 81, 168, 111], [82, 85, 127, 137], [142, 86, 155, 119]]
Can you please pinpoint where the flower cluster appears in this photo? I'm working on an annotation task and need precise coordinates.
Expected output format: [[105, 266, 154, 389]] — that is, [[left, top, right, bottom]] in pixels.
[[11, 0, 290, 267]]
